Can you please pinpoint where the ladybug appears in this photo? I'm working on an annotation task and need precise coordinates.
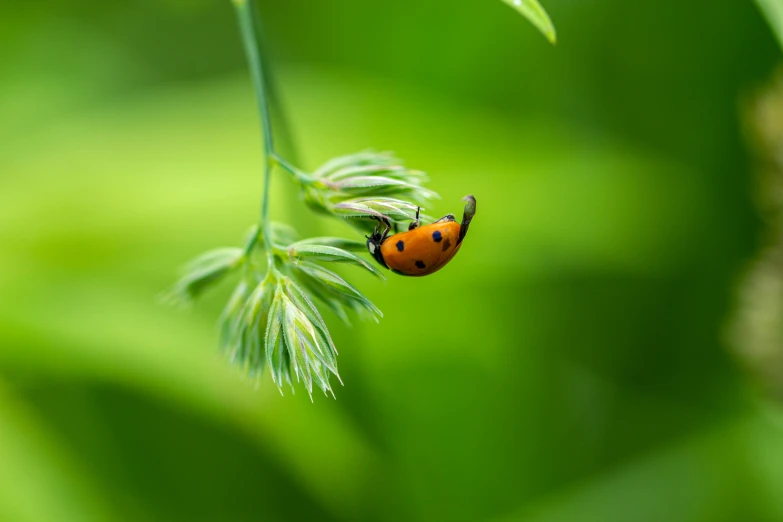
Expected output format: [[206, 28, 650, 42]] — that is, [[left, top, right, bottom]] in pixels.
[[366, 195, 476, 276]]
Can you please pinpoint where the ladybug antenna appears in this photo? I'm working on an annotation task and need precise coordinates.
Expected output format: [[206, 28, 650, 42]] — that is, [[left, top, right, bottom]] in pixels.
[[458, 195, 476, 244]]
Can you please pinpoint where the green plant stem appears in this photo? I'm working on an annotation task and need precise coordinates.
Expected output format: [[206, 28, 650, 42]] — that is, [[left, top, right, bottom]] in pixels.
[[272, 153, 316, 185], [233, 0, 275, 269]]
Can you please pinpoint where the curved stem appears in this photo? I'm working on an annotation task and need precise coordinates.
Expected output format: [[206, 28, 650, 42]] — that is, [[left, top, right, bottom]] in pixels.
[[233, 0, 275, 269], [272, 153, 317, 185]]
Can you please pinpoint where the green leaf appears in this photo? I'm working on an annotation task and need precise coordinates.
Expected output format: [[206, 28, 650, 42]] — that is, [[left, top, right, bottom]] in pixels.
[[312, 150, 399, 178], [309, 358, 335, 398], [289, 244, 385, 279], [325, 165, 429, 185], [247, 309, 265, 378], [357, 199, 433, 222], [756, 0, 783, 50], [284, 280, 338, 358], [164, 247, 244, 304], [502, 0, 557, 45], [341, 183, 437, 201], [296, 263, 383, 319], [295, 275, 352, 325], [218, 281, 250, 351], [332, 198, 426, 222], [333, 175, 421, 191], [242, 280, 273, 323], [182, 247, 244, 272], [281, 299, 318, 398], [264, 298, 286, 390], [269, 221, 300, 245], [332, 201, 386, 219], [289, 237, 367, 252], [229, 279, 273, 367], [323, 164, 405, 181]]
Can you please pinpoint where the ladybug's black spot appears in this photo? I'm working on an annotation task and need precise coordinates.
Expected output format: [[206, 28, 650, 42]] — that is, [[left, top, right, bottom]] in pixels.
[[415, 260, 426, 269], [432, 230, 442, 242], [442, 238, 452, 252], [396, 240, 405, 252]]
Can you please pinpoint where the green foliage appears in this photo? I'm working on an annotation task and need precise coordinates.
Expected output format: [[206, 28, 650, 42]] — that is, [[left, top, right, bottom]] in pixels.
[[502, 0, 557, 44], [163, 247, 245, 304], [288, 244, 385, 279], [297, 151, 437, 228]]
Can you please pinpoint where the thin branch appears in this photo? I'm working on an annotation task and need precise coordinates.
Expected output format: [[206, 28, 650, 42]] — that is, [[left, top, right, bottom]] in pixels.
[[233, 0, 275, 268], [272, 153, 316, 185]]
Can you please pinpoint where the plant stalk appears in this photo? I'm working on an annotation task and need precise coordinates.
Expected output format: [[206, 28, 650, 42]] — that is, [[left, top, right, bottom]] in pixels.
[[272, 153, 316, 185], [233, 0, 275, 268]]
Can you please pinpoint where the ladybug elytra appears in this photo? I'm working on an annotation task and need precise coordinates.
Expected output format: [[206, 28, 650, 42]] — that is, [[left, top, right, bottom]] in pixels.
[[366, 195, 476, 276]]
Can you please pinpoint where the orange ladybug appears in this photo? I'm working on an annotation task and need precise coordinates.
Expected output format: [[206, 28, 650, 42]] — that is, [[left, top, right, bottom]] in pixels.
[[366, 195, 476, 276]]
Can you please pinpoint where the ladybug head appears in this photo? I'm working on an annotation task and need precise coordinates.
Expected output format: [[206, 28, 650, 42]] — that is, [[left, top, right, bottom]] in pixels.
[[366, 224, 389, 269]]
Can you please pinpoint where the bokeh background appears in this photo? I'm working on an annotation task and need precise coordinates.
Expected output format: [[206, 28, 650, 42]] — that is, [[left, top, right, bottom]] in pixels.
[[2, 1, 783, 521]]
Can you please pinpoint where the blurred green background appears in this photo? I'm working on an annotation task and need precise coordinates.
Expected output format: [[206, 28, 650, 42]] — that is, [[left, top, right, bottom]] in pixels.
[[2, 1, 783, 521]]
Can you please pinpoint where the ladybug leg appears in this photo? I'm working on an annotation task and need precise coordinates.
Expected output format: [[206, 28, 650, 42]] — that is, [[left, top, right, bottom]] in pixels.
[[370, 216, 391, 233], [377, 216, 392, 241], [408, 206, 421, 231]]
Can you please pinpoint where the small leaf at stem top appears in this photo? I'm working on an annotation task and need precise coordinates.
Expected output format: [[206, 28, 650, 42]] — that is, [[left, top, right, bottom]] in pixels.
[[756, 0, 783, 51], [502, 0, 557, 44]]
